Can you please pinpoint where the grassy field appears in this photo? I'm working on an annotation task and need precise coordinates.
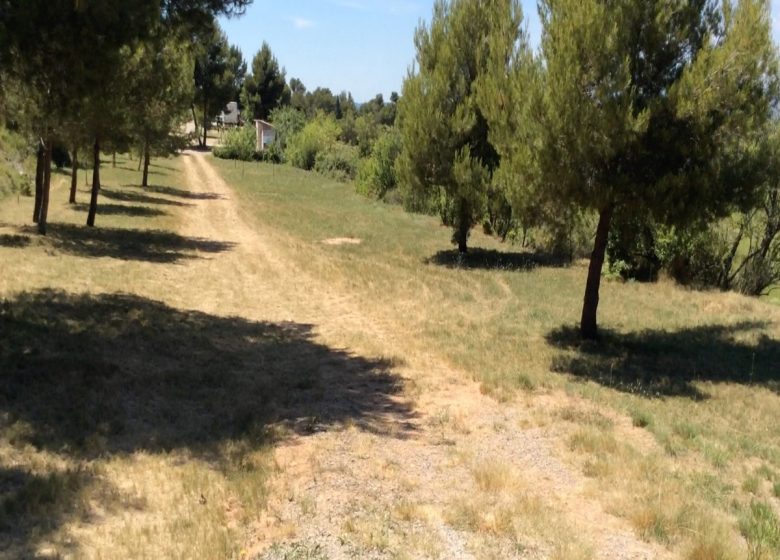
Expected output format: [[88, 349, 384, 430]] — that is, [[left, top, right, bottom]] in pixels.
[[1, 152, 779, 559], [0, 156, 280, 559], [212, 158, 780, 559]]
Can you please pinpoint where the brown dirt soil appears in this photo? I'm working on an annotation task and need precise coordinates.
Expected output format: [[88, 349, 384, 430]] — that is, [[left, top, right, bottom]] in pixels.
[[177, 152, 670, 560]]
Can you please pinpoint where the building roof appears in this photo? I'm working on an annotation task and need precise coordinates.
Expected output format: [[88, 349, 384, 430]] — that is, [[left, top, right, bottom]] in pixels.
[[254, 120, 275, 128]]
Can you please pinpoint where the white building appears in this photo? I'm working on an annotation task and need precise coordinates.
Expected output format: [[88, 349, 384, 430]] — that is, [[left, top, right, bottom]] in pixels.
[[254, 120, 276, 152], [219, 101, 241, 127]]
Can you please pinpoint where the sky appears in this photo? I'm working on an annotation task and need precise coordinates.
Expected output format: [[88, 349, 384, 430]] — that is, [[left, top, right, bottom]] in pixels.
[[219, 0, 780, 103]]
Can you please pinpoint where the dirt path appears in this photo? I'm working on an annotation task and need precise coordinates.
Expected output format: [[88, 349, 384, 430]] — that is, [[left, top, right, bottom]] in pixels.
[[174, 151, 670, 559]]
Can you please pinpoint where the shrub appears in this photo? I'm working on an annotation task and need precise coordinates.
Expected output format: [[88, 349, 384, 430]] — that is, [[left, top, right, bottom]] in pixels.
[[354, 114, 381, 157], [607, 214, 663, 282], [268, 106, 306, 151], [213, 125, 256, 161], [534, 208, 595, 262], [286, 114, 340, 171], [657, 226, 729, 288], [606, 218, 731, 288], [0, 126, 33, 198], [356, 128, 401, 199], [257, 141, 285, 164], [313, 142, 359, 182]]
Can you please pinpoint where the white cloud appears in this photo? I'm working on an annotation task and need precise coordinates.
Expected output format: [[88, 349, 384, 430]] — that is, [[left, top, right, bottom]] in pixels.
[[291, 17, 316, 30]]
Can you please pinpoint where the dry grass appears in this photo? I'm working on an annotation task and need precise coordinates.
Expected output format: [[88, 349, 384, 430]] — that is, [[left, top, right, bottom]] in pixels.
[[3, 152, 780, 558], [210, 158, 780, 558], [0, 156, 270, 559], [441, 457, 593, 557], [0, 156, 408, 559]]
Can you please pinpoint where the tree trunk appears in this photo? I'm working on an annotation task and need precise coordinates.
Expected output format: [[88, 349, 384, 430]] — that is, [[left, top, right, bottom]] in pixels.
[[33, 139, 44, 223], [719, 219, 746, 290], [455, 199, 470, 254], [191, 104, 201, 147], [37, 135, 53, 235], [202, 99, 208, 148], [137, 146, 143, 170], [580, 204, 614, 340], [69, 147, 78, 204], [87, 138, 100, 227], [142, 142, 150, 187], [456, 226, 468, 254]]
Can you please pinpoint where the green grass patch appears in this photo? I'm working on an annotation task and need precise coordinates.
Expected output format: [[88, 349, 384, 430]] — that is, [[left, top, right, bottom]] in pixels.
[[739, 501, 780, 559]]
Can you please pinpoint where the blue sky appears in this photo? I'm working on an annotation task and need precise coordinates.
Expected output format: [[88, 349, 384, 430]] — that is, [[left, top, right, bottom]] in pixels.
[[220, 0, 780, 103]]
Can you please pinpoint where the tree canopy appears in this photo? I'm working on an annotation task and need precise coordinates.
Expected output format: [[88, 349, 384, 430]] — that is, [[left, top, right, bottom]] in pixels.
[[192, 21, 245, 147], [397, 0, 524, 253], [485, 0, 778, 338], [241, 42, 290, 121], [0, 0, 254, 229]]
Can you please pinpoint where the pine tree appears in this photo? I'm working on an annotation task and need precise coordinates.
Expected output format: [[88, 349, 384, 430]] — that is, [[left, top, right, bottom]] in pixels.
[[241, 42, 290, 121], [396, 0, 524, 253], [0, 0, 253, 231], [193, 22, 246, 147], [124, 34, 193, 187], [487, 0, 778, 338]]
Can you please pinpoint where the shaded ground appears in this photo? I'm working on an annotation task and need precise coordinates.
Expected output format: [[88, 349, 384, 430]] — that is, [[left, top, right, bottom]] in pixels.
[[547, 322, 780, 399], [0, 289, 412, 557], [0, 290, 413, 456], [426, 248, 570, 271], [1, 222, 234, 263]]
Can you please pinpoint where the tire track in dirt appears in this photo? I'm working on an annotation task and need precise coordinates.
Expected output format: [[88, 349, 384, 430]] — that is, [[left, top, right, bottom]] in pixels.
[[178, 151, 670, 560]]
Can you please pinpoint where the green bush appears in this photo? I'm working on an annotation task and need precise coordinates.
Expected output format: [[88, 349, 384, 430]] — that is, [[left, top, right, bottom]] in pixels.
[[656, 226, 728, 288], [354, 114, 381, 157], [0, 126, 33, 198], [313, 142, 359, 182], [287, 114, 340, 171], [356, 128, 401, 198], [268, 106, 306, 151], [213, 126, 256, 161], [257, 141, 285, 164], [607, 214, 663, 282], [606, 217, 732, 288]]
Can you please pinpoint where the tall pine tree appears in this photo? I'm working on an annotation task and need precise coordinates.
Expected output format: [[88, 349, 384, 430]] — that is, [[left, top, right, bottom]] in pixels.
[[485, 0, 778, 338], [193, 22, 245, 147], [396, 0, 524, 253], [241, 42, 290, 121]]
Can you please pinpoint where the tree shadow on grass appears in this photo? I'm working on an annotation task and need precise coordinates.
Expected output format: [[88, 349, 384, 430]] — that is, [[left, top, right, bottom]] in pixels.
[[149, 161, 177, 171], [10, 223, 235, 263], [0, 233, 32, 248], [115, 166, 164, 176], [0, 466, 95, 559], [102, 188, 193, 208], [0, 290, 415, 555], [72, 203, 169, 218], [546, 323, 780, 399], [425, 248, 570, 271], [138, 184, 224, 201]]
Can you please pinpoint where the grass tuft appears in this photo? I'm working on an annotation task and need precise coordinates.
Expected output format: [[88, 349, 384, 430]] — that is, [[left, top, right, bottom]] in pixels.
[[739, 501, 780, 559], [628, 406, 654, 428]]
